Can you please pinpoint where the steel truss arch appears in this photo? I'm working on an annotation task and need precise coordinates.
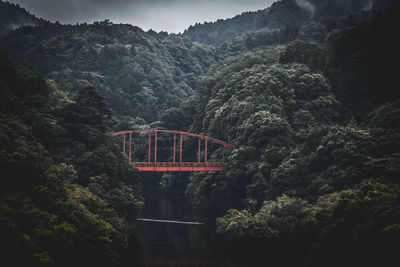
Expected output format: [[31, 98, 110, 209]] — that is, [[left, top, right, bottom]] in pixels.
[[111, 129, 232, 171]]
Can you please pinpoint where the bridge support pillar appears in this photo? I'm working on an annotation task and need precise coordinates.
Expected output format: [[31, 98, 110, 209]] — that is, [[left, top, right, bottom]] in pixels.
[[198, 138, 201, 163], [148, 132, 151, 163], [222, 145, 225, 163], [129, 132, 132, 163], [123, 133, 126, 153], [155, 131, 157, 165], [205, 138, 207, 164], [173, 133, 176, 164], [180, 133, 182, 165]]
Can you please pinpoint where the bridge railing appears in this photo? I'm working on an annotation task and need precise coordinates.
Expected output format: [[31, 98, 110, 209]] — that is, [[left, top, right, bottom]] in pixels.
[[111, 129, 232, 171], [131, 162, 228, 167]]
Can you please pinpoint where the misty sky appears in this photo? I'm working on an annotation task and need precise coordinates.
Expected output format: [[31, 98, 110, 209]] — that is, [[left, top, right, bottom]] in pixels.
[[8, 0, 276, 33]]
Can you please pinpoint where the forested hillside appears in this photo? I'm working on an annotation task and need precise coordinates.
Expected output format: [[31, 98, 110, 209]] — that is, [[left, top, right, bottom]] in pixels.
[[0, 1, 46, 38], [0, 58, 143, 266], [1, 0, 399, 266], [184, 0, 379, 45], [182, 1, 399, 265], [0, 20, 216, 124]]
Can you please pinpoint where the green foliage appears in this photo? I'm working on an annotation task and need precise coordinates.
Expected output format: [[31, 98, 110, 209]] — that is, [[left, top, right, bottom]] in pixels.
[[216, 26, 299, 59], [217, 195, 315, 239], [216, 194, 317, 266], [186, 44, 341, 213], [279, 40, 327, 71], [0, 1, 47, 38], [0, 63, 142, 266], [184, 0, 310, 46], [184, 0, 376, 46], [1, 1, 399, 266], [183, 2, 400, 265], [308, 178, 400, 267], [185, 0, 399, 216], [216, 178, 400, 266], [281, 1, 400, 119], [1, 21, 216, 123]]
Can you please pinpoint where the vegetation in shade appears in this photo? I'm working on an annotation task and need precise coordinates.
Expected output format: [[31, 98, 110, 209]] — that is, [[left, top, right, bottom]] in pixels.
[[184, 0, 398, 210], [0, 19, 216, 123], [183, 0, 380, 46], [0, 1, 47, 38], [181, 1, 400, 265], [0, 0, 388, 125], [0, 0, 399, 266], [217, 179, 400, 266], [0, 58, 143, 266]]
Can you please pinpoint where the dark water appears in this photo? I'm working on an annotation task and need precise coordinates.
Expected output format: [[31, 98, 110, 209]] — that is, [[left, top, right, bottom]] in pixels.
[[134, 173, 231, 266]]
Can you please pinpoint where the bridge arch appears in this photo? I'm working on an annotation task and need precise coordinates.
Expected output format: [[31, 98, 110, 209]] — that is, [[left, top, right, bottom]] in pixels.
[[111, 130, 232, 171]]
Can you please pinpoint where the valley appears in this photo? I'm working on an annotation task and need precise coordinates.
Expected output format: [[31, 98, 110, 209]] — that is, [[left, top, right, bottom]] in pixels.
[[1, 0, 399, 266]]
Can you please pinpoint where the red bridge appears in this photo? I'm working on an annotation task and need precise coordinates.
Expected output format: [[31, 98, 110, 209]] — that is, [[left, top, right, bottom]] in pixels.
[[111, 130, 232, 171]]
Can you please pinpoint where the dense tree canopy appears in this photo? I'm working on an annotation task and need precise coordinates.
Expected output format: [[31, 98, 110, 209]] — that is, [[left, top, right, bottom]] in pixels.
[[0, 1, 46, 38], [0, 0, 399, 266], [183, 1, 400, 265], [0, 21, 216, 124], [0, 58, 142, 266]]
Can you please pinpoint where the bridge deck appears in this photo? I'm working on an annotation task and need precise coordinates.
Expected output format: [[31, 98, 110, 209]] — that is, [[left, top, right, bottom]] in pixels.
[[112, 129, 232, 172], [132, 162, 227, 172]]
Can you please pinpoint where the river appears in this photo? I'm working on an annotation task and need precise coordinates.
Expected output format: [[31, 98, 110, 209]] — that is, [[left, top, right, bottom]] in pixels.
[[134, 173, 232, 266]]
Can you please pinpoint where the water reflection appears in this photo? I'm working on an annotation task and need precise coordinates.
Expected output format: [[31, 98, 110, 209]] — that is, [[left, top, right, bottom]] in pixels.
[[137, 218, 204, 225], [134, 187, 231, 265], [135, 218, 219, 259]]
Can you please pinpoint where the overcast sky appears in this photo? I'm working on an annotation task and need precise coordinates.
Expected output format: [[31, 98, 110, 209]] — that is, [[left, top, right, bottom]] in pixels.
[[8, 0, 276, 33]]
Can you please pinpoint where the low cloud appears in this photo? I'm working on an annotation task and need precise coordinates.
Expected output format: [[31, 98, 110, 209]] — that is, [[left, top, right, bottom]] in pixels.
[[295, 0, 315, 15]]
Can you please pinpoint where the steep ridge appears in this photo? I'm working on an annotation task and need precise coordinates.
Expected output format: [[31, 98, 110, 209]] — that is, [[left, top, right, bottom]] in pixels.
[[0, 21, 216, 124], [184, 0, 384, 45], [0, 58, 143, 266], [0, 1, 46, 37], [0, 0, 399, 266], [181, 1, 399, 265]]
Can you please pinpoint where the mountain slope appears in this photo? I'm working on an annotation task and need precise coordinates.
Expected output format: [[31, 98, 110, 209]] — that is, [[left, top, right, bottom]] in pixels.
[[0, 0, 399, 266], [184, 0, 309, 46], [0, 1, 46, 38], [0, 57, 143, 266], [182, 1, 400, 265], [183, 0, 382, 46], [0, 21, 216, 123]]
